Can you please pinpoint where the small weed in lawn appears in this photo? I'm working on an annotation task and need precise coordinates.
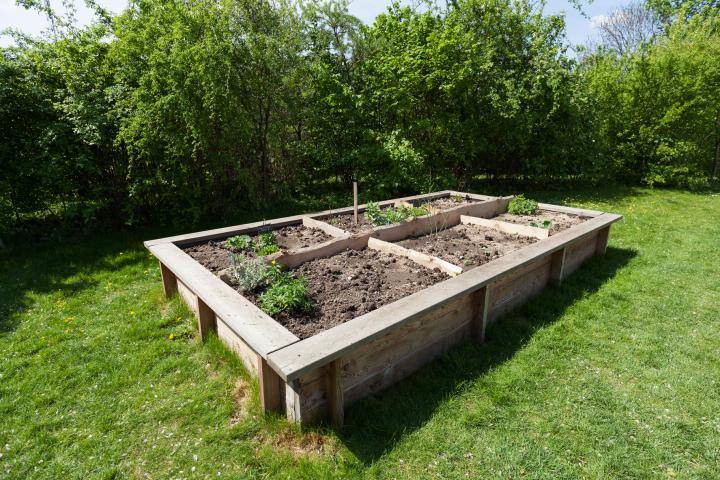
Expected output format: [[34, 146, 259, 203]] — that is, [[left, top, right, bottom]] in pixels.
[[508, 194, 539, 215], [259, 276, 312, 316], [225, 234, 253, 251]]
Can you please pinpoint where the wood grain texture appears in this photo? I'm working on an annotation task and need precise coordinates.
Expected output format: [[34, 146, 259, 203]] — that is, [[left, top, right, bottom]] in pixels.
[[267, 213, 621, 382], [549, 247, 567, 286], [148, 242, 298, 357], [460, 215, 549, 239], [258, 357, 284, 413], [197, 297, 217, 341], [160, 262, 177, 298], [327, 359, 344, 428], [367, 237, 463, 276], [216, 319, 259, 375], [595, 225, 611, 255], [301, 216, 349, 239], [471, 286, 490, 343]]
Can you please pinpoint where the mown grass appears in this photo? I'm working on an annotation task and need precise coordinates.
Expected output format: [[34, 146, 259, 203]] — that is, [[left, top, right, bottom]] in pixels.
[[1, 188, 719, 479]]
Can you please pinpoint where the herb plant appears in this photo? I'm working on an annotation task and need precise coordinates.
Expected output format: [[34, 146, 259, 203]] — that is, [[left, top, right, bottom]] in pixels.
[[259, 277, 312, 316], [508, 195, 539, 215], [225, 234, 253, 251], [365, 201, 427, 226]]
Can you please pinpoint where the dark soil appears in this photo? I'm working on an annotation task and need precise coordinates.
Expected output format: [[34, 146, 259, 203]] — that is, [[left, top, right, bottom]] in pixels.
[[418, 195, 477, 211], [494, 209, 586, 235], [183, 225, 331, 273], [324, 213, 375, 234], [397, 224, 537, 270], [259, 248, 449, 339]]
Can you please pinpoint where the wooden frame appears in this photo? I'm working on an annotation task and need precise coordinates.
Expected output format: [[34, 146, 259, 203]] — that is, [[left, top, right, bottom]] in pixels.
[[144, 191, 621, 426]]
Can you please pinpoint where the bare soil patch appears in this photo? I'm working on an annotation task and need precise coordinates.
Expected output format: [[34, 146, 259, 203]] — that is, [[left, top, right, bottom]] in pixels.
[[493, 210, 586, 235], [418, 195, 477, 211], [397, 224, 537, 270], [183, 225, 331, 273], [246, 248, 449, 339], [323, 212, 375, 234]]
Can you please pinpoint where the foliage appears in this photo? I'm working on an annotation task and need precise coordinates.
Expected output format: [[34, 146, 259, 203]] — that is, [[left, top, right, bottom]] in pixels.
[[508, 195, 539, 215], [530, 219, 553, 229], [225, 235, 253, 251], [2, 0, 720, 242], [364, 201, 427, 226], [225, 231, 278, 255], [258, 276, 312, 316], [228, 254, 282, 292]]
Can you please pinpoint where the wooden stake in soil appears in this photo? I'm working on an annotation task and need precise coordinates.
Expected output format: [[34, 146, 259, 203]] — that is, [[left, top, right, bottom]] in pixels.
[[353, 181, 358, 225]]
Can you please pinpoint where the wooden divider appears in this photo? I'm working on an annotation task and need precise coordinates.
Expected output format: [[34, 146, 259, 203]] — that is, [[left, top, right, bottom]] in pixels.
[[460, 215, 549, 239], [367, 237, 463, 276], [145, 191, 621, 427]]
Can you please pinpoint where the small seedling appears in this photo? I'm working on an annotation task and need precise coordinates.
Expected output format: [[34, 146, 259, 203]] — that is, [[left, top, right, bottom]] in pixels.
[[259, 277, 312, 316], [530, 219, 553, 229], [225, 234, 253, 251], [508, 195, 539, 215], [451, 194, 465, 203]]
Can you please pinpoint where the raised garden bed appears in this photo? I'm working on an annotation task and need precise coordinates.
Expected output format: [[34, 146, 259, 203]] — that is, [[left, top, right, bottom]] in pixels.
[[145, 191, 621, 427]]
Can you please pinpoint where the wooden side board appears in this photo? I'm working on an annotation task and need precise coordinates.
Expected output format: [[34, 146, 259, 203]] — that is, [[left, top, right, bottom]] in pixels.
[[272, 218, 620, 423], [267, 213, 622, 384], [460, 215, 550, 240], [144, 191, 621, 425]]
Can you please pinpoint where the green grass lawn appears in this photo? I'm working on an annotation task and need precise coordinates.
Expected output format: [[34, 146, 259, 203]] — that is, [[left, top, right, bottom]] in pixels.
[[1, 188, 719, 479]]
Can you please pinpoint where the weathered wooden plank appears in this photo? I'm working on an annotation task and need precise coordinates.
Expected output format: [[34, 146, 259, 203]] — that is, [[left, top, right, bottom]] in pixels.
[[327, 359, 344, 428], [177, 280, 199, 315], [274, 236, 368, 269], [471, 286, 490, 343], [549, 247, 567, 286], [160, 262, 178, 298], [595, 225, 611, 255], [460, 215, 549, 239], [488, 255, 552, 322], [367, 237, 463, 276], [563, 233, 599, 277], [148, 242, 298, 357], [145, 192, 461, 247], [267, 213, 621, 382], [197, 297, 217, 341], [537, 202, 603, 218], [258, 357, 284, 413], [216, 319, 259, 375], [301, 216, 349, 239]]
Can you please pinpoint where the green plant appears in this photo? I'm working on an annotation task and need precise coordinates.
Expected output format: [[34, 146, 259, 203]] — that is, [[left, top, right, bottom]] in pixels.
[[508, 195, 539, 216], [253, 231, 279, 256], [364, 201, 427, 226], [259, 276, 312, 316], [530, 219, 553, 229], [228, 254, 282, 291], [451, 194, 465, 203], [225, 234, 253, 251]]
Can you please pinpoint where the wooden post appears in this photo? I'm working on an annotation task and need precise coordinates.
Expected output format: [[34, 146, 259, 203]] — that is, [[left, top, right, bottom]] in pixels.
[[471, 286, 490, 344], [159, 262, 177, 298], [549, 247, 567, 286], [327, 359, 344, 428], [353, 181, 358, 225], [258, 357, 283, 414], [196, 297, 217, 341], [595, 226, 611, 256]]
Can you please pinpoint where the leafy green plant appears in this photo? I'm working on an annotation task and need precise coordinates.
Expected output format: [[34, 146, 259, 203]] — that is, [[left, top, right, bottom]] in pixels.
[[508, 195, 539, 216], [225, 234, 253, 251], [259, 277, 312, 316], [364, 201, 427, 226], [530, 219, 553, 229], [451, 194, 465, 203], [228, 254, 283, 292], [253, 231, 279, 256]]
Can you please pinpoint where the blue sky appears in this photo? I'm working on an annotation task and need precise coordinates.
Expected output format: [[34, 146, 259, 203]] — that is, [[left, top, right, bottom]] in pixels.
[[0, 0, 627, 47]]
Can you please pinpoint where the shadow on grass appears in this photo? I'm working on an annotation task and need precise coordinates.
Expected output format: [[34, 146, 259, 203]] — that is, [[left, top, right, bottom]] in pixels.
[[339, 246, 637, 464]]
